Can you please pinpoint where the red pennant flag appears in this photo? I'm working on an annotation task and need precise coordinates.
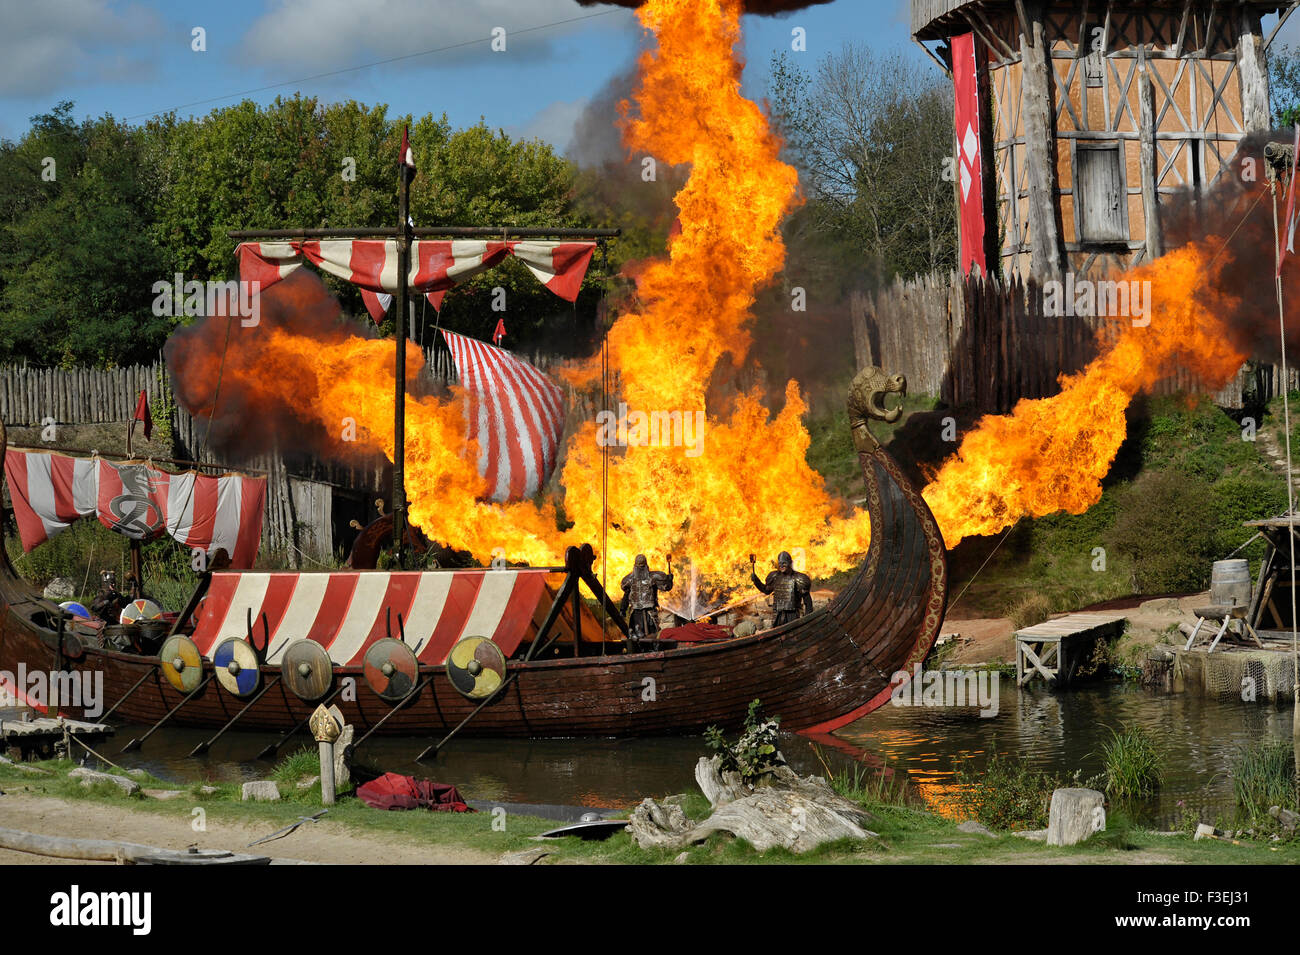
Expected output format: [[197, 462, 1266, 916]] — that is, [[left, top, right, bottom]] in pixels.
[[493, 318, 507, 346], [400, 125, 416, 175], [1279, 125, 1300, 278], [133, 390, 152, 441]]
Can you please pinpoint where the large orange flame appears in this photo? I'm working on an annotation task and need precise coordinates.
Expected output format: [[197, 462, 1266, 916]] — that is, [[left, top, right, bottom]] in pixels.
[[173, 0, 1257, 606], [922, 240, 1248, 547]]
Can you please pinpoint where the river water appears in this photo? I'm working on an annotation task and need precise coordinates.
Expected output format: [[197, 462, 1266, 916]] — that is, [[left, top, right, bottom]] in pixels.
[[79, 682, 1288, 827]]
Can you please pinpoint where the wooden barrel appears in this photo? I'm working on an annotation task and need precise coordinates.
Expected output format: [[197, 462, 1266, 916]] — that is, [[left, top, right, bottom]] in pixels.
[[1210, 559, 1252, 607]]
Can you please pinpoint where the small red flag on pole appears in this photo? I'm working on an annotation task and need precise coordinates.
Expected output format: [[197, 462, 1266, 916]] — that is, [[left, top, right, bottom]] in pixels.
[[133, 389, 152, 441], [1279, 125, 1300, 278], [493, 318, 507, 346], [400, 126, 416, 175]]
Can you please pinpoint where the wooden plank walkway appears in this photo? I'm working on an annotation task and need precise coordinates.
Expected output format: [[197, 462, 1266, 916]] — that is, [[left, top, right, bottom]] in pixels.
[[1014, 612, 1127, 688], [0, 716, 114, 761]]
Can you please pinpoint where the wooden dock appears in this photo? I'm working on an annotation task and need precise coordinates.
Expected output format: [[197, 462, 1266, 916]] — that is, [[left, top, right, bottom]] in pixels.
[[0, 715, 114, 761], [1014, 613, 1127, 687]]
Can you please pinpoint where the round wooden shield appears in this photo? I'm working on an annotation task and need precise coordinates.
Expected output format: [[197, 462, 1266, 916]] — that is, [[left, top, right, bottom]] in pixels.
[[159, 634, 203, 694], [120, 598, 164, 625], [447, 636, 506, 700], [363, 638, 418, 702], [280, 640, 333, 701], [212, 638, 261, 697]]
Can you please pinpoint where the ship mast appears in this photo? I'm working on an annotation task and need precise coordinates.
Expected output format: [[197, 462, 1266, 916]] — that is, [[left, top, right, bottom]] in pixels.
[[393, 148, 412, 565], [228, 128, 617, 570]]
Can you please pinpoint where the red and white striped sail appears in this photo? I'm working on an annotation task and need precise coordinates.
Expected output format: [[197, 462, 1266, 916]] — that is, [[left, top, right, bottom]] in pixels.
[[237, 239, 595, 321], [3, 450, 265, 567], [190, 568, 551, 665], [441, 329, 565, 502]]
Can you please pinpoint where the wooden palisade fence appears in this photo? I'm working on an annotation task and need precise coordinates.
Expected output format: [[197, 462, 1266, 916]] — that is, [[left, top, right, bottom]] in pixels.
[[852, 270, 1293, 415]]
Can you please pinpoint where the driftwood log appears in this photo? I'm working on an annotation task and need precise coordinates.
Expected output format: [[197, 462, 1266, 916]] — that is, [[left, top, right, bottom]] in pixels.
[[628, 756, 878, 854], [0, 827, 271, 865]]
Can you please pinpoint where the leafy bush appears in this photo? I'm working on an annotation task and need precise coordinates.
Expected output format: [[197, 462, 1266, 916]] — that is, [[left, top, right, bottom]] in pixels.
[[703, 699, 782, 783], [1099, 723, 1162, 800], [1006, 592, 1053, 630], [951, 750, 1060, 831], [1105, 470, 1219, 594]]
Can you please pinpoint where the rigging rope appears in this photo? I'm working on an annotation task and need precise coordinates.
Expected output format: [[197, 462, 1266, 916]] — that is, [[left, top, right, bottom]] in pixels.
[[1269, 183, 1300, 715]]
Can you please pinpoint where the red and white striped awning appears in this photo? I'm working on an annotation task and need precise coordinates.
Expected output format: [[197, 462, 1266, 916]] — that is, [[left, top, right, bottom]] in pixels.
[[442, 330, 565, 502], [3, 450, 265, 566], [190, 568, 551, 665], [237, 239, 596, 321]]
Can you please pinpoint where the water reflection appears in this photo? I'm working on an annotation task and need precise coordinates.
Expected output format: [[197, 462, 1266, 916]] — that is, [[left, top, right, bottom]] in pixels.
[[33, 684, 1290, 826], [834, 683, 1294, 827]]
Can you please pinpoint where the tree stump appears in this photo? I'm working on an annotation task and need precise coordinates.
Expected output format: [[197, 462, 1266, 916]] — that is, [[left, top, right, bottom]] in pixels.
[[1047, 788, 1105, 846]]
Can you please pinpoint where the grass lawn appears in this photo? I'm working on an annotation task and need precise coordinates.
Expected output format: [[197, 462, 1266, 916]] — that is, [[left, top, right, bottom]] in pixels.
[[3, 757, 1297, 865]]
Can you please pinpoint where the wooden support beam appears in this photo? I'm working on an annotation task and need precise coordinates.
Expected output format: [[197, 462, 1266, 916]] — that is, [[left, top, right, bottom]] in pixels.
[[1266, 2, 1300, 51], [1018, 3, 1064, 279], [1202, 0, 1218, 57], [1138, 52, 1164, 262], [913, 37, 951, 76], [1239, 7, 1273, 132], [1173, 0, 1191, 58]]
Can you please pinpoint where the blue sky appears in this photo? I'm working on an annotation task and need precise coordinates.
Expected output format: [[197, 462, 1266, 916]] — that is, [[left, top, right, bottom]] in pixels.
[[0, 0, 916, 152], [2, 1, 1298, 155]]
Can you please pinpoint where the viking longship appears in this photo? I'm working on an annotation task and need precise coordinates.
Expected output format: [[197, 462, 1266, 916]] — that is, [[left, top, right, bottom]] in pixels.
[[0, 126, 945, 746], [0, 363, 947, 741]]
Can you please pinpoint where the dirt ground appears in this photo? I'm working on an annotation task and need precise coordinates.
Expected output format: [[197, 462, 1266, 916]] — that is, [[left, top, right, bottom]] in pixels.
[[0, 791, 497, 865], [936, 591, 1212, 666]]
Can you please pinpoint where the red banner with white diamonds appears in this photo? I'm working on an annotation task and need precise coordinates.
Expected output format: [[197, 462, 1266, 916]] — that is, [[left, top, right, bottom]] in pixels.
[[953, 33, 986, 276]]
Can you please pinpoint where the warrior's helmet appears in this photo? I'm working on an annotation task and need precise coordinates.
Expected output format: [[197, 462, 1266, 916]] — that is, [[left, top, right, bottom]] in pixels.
[[776, 551, 793, 572], [633, 554, 650, 577]]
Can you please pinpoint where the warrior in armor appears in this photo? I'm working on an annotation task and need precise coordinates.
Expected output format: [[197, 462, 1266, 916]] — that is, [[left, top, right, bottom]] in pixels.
[[619, 554, 673, 648], [90, 569, 128, 624], [750, 551, 813, 627]]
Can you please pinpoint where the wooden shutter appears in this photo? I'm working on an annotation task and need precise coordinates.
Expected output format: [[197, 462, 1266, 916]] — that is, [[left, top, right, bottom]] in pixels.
[[1077, 144, 1128, 243]]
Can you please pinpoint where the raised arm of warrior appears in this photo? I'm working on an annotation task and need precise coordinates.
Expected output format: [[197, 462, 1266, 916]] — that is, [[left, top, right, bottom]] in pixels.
[[751, 571, 773, 595], [654, 570, 674, 592]]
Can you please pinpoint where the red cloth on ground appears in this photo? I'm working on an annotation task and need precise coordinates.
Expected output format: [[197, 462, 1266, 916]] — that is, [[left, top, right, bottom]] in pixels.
[[356, 772, 473, 812]]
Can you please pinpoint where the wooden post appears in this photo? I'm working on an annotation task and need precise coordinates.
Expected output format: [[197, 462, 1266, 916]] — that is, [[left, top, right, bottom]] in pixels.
[[309, 704, 339, 807], [1238, 8, 1272, 133], [1138, 52, 1163, 262], [1018, 2, 1063, 280], [393, 138, 412, 567]]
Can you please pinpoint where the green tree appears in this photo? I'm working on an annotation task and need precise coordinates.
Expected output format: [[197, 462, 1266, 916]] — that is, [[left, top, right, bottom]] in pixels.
[[768, 45, 957, 283], [0, 110, 167, 365], [1270, 43, 1300, 128]]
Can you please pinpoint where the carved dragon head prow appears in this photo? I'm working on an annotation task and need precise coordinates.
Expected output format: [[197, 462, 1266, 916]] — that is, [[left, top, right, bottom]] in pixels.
[[847, 366, 907, 454]]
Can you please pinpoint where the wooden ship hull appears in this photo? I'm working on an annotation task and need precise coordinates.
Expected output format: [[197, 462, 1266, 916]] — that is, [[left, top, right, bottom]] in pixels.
[[0, 383, 947, 740]]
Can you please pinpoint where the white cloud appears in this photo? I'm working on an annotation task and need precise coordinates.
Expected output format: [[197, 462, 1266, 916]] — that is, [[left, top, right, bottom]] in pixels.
[[511, 97, 590, 153], [0, 0, 162, 99], [239, 0, 622, 72]]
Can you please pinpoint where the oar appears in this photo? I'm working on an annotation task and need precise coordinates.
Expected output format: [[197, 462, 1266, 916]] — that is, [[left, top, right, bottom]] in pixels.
[[254, 684, 344, 761], [187, 675, 282, 758], [350, 673, 433, 750], [119, 674, 214, 753], [415, 572, 579, 761], [246, 810, 328, 847], [100, 666, 158, 722]]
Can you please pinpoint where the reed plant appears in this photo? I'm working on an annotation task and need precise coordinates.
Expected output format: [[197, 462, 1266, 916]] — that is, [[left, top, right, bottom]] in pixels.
[[810, 746, 912, 808], [1099, 723, 1162, 800], [1231, 740, 1298, 819]]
